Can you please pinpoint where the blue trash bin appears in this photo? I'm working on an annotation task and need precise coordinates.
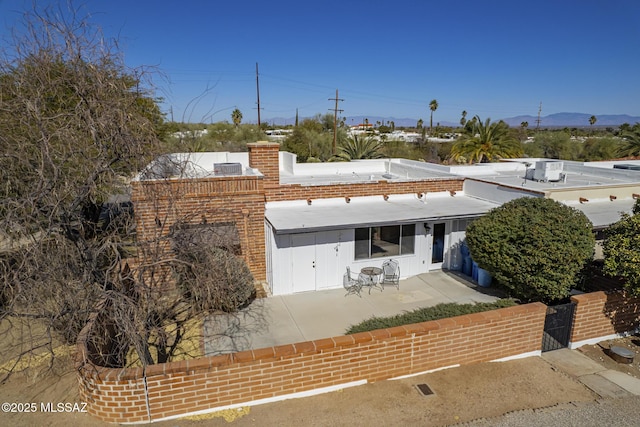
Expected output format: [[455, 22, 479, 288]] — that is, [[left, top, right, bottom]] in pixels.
[[460, 244, 472, 276], [477, 268, 492, 287], [462, 256, 472, 276], [471, 261, 479, 282]]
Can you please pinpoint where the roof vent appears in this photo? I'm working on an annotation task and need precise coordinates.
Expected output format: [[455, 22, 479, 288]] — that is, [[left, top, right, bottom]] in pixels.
[[213, 162, 243, 176]]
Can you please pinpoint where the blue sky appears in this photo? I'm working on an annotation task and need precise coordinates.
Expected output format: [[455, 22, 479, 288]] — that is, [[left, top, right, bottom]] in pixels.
[[1, 0, 639, 124]]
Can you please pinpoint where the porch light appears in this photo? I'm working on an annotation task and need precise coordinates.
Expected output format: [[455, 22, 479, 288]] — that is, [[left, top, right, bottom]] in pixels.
[[579, 197, 589, 204], [449, 190, 456, 196], [633, 193, 640, 199], [417, 192, 424, 199], [610, 195, 617, 201], [383, 194, 389, 201], [345, 196, 351, 203], [307, 198, 312, 205], [423, 223, 431, 232]]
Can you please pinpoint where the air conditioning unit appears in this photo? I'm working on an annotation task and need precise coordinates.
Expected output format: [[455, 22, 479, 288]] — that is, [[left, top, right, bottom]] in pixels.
[[213, 162, 243, 176], [533, 161, 564, 182]]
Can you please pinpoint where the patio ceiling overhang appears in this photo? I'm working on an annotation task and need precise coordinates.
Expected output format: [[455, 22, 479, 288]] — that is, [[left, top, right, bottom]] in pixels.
[[265, 194, 501, 234]]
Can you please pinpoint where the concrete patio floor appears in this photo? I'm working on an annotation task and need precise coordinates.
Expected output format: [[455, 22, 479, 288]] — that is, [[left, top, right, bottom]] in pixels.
[[204, 270, 505, 355]]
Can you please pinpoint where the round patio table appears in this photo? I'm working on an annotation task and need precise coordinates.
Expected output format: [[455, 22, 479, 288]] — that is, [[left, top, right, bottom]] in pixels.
[[360, 267, 383, 293]]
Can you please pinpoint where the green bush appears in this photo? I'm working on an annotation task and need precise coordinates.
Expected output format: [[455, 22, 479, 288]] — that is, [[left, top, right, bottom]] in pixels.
[[465, 197, 595, 304], [345, 299, 516, 334]]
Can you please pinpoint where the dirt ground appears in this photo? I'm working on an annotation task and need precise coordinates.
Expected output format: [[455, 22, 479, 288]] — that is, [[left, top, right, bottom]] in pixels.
[[0, 354, 599, 427], [577, 334, 640, 380]]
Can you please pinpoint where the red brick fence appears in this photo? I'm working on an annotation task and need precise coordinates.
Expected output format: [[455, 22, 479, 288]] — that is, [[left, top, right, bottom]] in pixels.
[[76, 291, 639, 424]]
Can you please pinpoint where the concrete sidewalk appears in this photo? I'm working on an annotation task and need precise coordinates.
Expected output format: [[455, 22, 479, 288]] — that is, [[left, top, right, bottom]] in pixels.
[[204, 271, 502, 354], [542, 348, 640, 398]]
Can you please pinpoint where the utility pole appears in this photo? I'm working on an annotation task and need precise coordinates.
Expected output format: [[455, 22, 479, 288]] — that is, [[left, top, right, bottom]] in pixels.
[[255, 62, 261, 128], [328, 89, 344, 155], [535, 102, 542, 131]]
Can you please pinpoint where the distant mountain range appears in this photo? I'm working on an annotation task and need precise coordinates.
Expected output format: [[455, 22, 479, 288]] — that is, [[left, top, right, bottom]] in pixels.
[[265, 113, 640, 128], [501, 113, 640, 128]]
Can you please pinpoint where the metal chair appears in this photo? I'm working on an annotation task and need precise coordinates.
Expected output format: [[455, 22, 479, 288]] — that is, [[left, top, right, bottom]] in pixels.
[[381, 259, 400, 290], [344, 266, 363, 297]]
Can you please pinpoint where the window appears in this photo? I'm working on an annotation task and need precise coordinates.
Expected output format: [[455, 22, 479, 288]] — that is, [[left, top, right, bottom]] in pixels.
[[354, 224, 415, 260]]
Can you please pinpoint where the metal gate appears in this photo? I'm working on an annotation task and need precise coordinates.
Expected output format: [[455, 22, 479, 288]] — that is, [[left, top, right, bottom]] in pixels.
[[541, 302, 576, 352]]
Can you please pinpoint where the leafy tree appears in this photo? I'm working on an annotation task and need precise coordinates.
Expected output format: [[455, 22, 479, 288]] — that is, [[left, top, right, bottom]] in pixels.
[[429, 99, 438, 136], [381, 139, 423, 160], [417, 118, 424, 129], [603, 207, 640, 295], [465, 197, 595, 303], [336, 134, 384, 160], [450, 116, 522, 163], [231, 108, 243, 127], [524, 131, 580, 160], [0, 3, 261, 375], [281, 119, 333, 162], [589, 115, 597, 127], [580, 137, 621, 161]]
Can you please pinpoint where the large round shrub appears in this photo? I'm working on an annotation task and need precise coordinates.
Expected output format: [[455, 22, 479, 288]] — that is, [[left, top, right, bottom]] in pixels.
[[465, 197, 594, 303], [603, 212, 640, 296]]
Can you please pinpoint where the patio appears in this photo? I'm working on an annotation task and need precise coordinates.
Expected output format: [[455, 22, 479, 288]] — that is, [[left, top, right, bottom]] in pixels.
[[204, 270, 504, 356]]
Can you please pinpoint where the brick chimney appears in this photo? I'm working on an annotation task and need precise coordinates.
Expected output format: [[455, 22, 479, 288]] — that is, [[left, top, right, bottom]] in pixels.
[[248, 141, 280, 192]]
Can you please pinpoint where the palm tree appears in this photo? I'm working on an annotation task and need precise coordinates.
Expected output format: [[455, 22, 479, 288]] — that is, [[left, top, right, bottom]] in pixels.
[[231, 108, 243, 127], [450, 115, 523, 163], [520, 121, 529, 142], [429, 99, 438, 136], [460, 110, 467, 128], [589, 115, 597, 135], [336, 134, 384, 161], [618, 124, 640, 157]]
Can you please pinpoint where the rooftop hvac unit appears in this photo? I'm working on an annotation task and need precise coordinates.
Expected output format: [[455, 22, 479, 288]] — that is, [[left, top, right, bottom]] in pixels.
[[533, 160, 564, 182], [213, 162, 243, 176]]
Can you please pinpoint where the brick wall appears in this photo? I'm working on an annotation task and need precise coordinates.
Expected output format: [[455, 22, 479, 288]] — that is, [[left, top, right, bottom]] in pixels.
[[247, 141, 464, 202], [570, 291, 640, 347], [267, 179, 464, 202], [131, 175, 267, 282], [76, 302, 546, 423]]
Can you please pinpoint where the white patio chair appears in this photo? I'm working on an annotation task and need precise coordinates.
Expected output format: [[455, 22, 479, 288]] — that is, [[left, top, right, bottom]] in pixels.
[[344, 266, 363, 297], [381, 259, 400, 290]]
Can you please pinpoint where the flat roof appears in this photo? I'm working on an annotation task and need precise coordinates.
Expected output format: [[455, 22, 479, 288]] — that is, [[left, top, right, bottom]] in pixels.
[[447, 159, 640, 192], [265, 192, 500, 234], [279, 157, 459, 185], [567, 199, 636, 229]]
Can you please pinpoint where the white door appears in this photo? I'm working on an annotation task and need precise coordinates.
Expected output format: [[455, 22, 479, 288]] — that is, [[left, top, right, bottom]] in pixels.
[[428, 222, 446, 270], [291, 233, 316, 292], [315, 230, 342, 289]]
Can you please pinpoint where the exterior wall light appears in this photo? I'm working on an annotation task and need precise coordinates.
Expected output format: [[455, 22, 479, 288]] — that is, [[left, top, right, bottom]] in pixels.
[[307, 198, 312, 205], [383, 194, 389, 201]]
